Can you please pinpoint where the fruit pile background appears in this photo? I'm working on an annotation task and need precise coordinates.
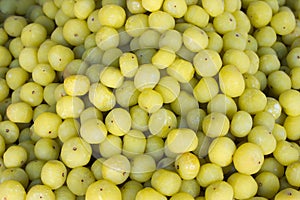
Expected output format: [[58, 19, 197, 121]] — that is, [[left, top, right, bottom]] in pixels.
[[1, 0, 300, 199]]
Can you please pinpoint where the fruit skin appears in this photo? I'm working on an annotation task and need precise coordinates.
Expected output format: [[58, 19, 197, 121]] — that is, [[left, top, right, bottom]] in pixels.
[[205, 181, 234, 200], [247, 1, 272, 28], [0, 180, 26, 200], [247, 125, 277, 155], [202, 112, 230, 138], [151, 169, 182, 196], [196, 163, 223, 188], [279, 89, 300, 116], [170, 192, 194, 200], [135, 187, 167, 200], [101, 154, 131, 185], [41, 160, 67, 190], [208, 136, 236, 167], [228, 172, 258, 200], [165, 128, 198, 154], [233, 142, 264, 175], [273, 140, 299, 166], [60, 137, 92, 168], [98, 4, 126, 28], [230, 111, 253, 137], [6, 102, 33, 123], [175, 152, 200, 180], [202, 0, 224, 17], [219, 64, 245, 97], [285, 161, 300, 187], [33, 112, 62, 138], [274, 188, 300, 200], [66, 166, 96, 196], [255, 171, 280, 198], [26, 184, 55, 200], [3, 0, 300, 198], [238, 88, 267, 115]]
